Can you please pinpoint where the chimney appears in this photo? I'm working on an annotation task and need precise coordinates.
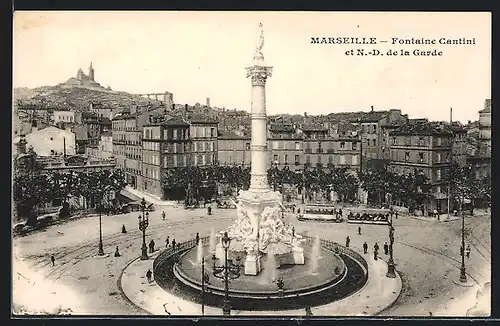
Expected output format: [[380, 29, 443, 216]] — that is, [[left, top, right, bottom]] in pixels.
[[206, 98, 211, 107], [371, 106, 374, 112], [450, 107, 453, 124]]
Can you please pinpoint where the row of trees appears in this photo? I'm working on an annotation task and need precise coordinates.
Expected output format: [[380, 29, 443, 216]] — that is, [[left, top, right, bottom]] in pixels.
[[13, 169, 126, 226], [160, 162, 490, 213]]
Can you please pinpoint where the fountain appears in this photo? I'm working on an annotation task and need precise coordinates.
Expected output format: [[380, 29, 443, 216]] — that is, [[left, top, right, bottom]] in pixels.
[[310, 236, 322, 274], [209, 228, 217, 253], [196, 240, 204, 266], [156, 23, 370, 312]]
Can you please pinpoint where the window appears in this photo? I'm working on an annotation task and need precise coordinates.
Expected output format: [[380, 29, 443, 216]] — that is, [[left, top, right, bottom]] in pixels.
[[295, 142, 301, 150], [194, 142, 198, 152], [284, 154, 288, 164], [339, 155, 346, 165], [373, 125, 377, 133], [245, 143, 251, 150], [437, 137, 442, 146], [404, 151, 410, 161], [317, 155, 322, 163], [418, 136, 425, 146], [340, 142, 345, 149], [436, 169, 441, 181], [352, 155, 358, 165], [173, 155, 178, 167], [437, 153, 441, 163], [210, 128, 215, 137], [273, 154, 279, 163], [272, 141, 279, 150], [306, 155, 311, 163], [173, 129, 178, 140], [418, 152, 424, 163], [373, 139, 377, 147], [173, 143, 178, 153], [352, 142, 357, 150], [294, 155, 300, 164]]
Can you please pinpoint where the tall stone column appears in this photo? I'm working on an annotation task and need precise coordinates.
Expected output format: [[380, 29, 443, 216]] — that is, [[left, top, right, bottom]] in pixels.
[[246, 63, 273, 191]]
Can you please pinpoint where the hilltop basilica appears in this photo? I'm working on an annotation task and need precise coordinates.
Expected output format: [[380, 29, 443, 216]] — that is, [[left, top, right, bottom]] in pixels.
[[64, 62, 108, 89]]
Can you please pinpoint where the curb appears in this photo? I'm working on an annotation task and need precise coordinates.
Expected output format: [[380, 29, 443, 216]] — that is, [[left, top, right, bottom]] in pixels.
[[117, 256, 152, 316]]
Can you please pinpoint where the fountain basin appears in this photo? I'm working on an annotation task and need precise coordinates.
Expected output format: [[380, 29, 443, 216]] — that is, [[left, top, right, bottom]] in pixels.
[[172, 242, 346, 300]]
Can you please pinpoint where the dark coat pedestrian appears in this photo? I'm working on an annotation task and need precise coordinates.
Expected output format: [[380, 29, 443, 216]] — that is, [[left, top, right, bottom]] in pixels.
[[149, 239, 155, 253], [363, 242, 368, 254], [165, 236, 170, 248], [384, 242, 389, 255], [122, 224, 127, 233], [172, 239, 176, 250], [146, 269, 152, 283], [339, 208, 343, 217], [358, 226, 362, 235], [374, 249, 378, 260], [162, 211, 166, 221], [345, 236, 350, 248], [196, 233, 200, 244], [374, 242, 380, 252], [51, 255, 55, 266], [114, 246, 121, 257], [395, 211, 398, 219], [466, 245, 471, 258]]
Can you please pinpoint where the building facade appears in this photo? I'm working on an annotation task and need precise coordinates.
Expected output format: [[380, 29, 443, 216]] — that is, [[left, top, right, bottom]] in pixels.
[[189, 116, 218, 167], [389, 122, 454, 213], [142, 117, 191, 198], [13, 126, 76, 156], [98, 132, 113, 159], [52, 110, 75, 124], [478, 99, 491, 156], [217, 131, 251, 166]]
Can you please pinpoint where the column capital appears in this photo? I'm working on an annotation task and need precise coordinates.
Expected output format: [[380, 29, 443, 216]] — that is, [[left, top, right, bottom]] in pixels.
[[246, 65, 273, 86]]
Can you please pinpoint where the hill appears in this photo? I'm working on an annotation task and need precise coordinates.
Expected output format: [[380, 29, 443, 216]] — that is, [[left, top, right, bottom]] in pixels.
[[13, 84, 161, 112]]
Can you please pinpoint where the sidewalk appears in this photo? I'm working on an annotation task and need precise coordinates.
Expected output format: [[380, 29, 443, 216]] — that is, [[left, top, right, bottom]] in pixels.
[[120, 246, 402, 316], [124, 186, 178, 207]]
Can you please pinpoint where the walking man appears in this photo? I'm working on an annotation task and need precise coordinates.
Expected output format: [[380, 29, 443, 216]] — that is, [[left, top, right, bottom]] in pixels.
[[114, 246, 121, 257], [50, 255, 55, 266], [146, 269, 152, 283], [172, 239, 176, 250], [358, 226, 362, 235], [395, 211, 398, 219], [162, 211, 166, 221], [149, 239, 155, 253], [466, 244, 471, 258], [363, 242, 368, 254], [345, 236, 350, 248], [196, 232, 200, 245], [339, 208, 343, 218], [165, 236, 170, 248], [374, 242, 380, 254], [384, 241, 389, 255]]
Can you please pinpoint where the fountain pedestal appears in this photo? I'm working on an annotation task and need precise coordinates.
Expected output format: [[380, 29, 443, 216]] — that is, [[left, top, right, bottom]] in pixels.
[[244, 253, 262, 276], [292, 246, 305, 265]]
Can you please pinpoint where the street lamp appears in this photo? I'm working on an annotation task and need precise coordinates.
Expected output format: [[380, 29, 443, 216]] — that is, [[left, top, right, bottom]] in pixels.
[[138, 198, 149, 260], [212, 231, 241, 316], [97, 202, 105, 256], [386, 213, 396, 278], [459, 195, 467, 282], [201, 257, 210, 316]]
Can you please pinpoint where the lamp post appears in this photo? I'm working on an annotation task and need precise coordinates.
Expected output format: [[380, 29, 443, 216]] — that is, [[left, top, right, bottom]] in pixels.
[[386, 213, 396, 278], [138, 198, 149, 260], [201, 257, 210, 316], [98, 202, 104, 256], [459, 195, 467, 282], [212, 231, 241, 316]]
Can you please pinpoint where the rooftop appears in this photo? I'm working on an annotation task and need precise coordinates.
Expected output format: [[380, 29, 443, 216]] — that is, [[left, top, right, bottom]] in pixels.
[[390, 121, 453, 136], [479, 99, 491, 113]]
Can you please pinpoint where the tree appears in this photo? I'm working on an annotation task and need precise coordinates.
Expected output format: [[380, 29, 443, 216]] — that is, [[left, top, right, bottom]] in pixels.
[[13, 172, 52, 226], [445, 162, 478, 213]]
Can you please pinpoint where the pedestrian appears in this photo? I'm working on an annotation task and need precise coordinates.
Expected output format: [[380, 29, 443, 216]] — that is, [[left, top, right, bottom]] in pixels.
[[345, 236, 350, 248], [374, 242, 379, 253], [305, 306, 313, 316], [122, 224, 127, 233], [358, 226, 362, 235], [165, 236, 170, 248], [50, 255, 55, 266], [395, 211, 398, 219], [196, 232, 200, 245], [162, 211, 166, 221], [374, 249, 378, 260], [466, 245, 471, 258], [172, 239, 176, 250], [384, 242, 389, 255], [114, 246, 121, 257], [207, 206, 212, 215], [149, 239, 155, 253], [146, 269, 152, 283], [339, 208, 343, 218], [363, 242, 368, 254]]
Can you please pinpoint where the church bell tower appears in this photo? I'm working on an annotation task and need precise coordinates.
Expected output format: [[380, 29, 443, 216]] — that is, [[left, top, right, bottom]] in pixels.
[[88, 62, 95, 81]]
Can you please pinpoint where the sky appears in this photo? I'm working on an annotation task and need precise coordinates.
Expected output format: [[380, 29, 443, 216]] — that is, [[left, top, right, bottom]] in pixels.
[[13, 11, 491, 123]]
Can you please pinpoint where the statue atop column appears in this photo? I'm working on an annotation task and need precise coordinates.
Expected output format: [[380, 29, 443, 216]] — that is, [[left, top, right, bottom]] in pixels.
[[255, 22, 265, 56]]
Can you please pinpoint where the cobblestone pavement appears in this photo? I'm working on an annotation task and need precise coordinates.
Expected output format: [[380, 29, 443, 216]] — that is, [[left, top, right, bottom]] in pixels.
[[12, 207, 490, 316]]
